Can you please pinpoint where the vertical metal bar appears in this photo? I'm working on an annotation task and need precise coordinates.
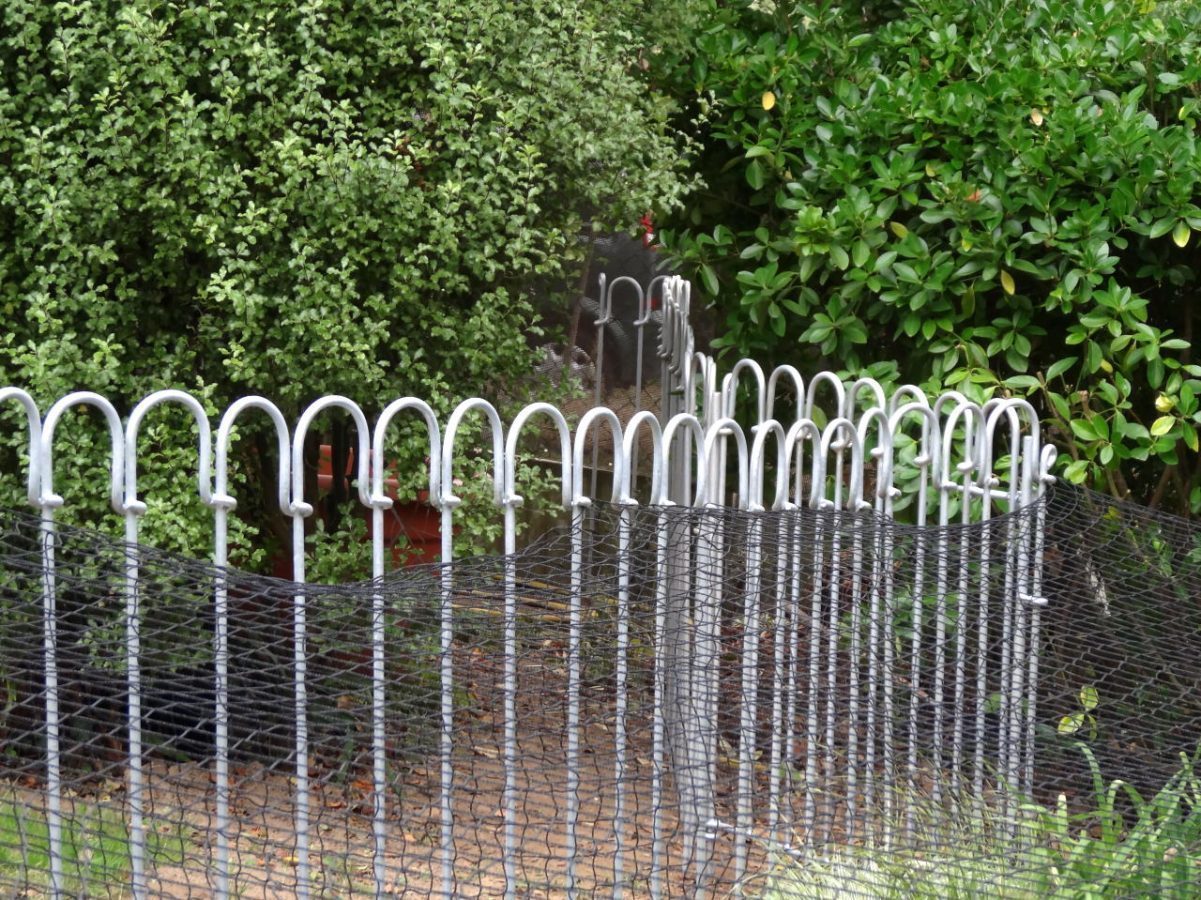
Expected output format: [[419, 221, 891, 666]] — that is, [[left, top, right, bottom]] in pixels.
[[699, 521, 721, 896], [879, 514, 897, 848], [784, 511, 803, 830], [290, 514, 311, 899], [905, 463, 931, 839], [823, 506, 842, 845], [734, 511, 763, 883], [1022, 441, 1052, 801], [613, 503, 633, 899], [686, 507, 718, 898], [39, 508, 65, 897], [370, 503, 388, 896], [123, 512, 147, 900], [932, 472, 953, 809], [863, 493, 887, 843], [997, 484, 1020, 819], [566, 505, 585, 898], [767, 513, 790, 842], [845, 515, 863, 842], [439, 504, 456, 897], [1004, 546, 1028, 822], [650, 506, 669, 900], [951, 469, 973, 798], [502, 502, 518, 899], [803, 512, 825, 846], [1004, 439, 1039, 825], [212, 504, 233, 900], [972, 510, 993, 803]]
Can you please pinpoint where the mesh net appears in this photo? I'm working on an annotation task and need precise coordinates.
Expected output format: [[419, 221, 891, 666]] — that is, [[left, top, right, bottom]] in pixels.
[[0, 483, 1198, 897]]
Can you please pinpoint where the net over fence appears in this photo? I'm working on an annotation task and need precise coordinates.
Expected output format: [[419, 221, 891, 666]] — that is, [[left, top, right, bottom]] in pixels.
[[1, 482, 1198, 898]]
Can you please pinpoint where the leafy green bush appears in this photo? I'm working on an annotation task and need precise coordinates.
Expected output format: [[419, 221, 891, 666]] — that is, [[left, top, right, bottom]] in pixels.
[[0, 0, 692, 561], [663, 0, 1201, 511]]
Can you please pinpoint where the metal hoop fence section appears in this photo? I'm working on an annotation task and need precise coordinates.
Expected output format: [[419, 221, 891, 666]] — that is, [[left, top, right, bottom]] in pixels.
[[0, 276, 1073, 898]]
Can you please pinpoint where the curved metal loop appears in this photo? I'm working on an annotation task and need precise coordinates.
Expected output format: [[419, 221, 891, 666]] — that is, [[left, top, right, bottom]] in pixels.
[[676, 276, 692, 322], [802, 370, 847, 424], [373, 398, 442, 510], [442, 398, 505, 510], [618, 410, 663, 506], [660, 413, 708, 506], [291, 397, 373, 518], [784, 418, 824, 509], [668, 278, 692, 371], [980, 400, 1022, 498], [856, 407, 894, 504], [124, 390, 214, 517], [1039, 443, 1059, 485], [748, 419, 789, 512], [604, 275, 644, 327], [983, 397, 1041, 449], [40, 392, 125, 513], [886, 401, 943, 499], [0, 387, 43, 507], [723, 359, 767, 428], [658, 277, 679, 361], [819, 417, 867, 510], [641, 275, 670, 326], [214, 397, 293, 516], [595, 273, 610, 325], [981, 398, 1043, 500], [572, 407, 625, 507], [888, 384, 930, 415], [690, 351, 713, 408], [505, 402, 571, 510], [845, 377, 888, 417], [940, 398, 984, 489], [765, 365, 806, 425], [932, 389, 972, 421], [702, 417, 748, 509]]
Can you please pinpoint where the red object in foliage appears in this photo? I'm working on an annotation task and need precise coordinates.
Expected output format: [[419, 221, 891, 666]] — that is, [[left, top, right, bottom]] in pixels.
[[639, 212, 655, 248]]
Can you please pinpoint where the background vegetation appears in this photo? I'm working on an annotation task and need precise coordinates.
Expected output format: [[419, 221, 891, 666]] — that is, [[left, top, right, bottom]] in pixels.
[[0, 0, 695, 561], [660, 0, 1201, 512]]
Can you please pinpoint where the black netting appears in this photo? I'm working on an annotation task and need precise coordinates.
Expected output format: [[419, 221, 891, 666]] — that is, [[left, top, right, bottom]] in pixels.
[[0, 484, 1198, 897]]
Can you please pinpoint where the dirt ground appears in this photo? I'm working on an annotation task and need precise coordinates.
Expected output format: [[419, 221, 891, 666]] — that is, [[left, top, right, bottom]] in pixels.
[[1, 638, 767, 899]]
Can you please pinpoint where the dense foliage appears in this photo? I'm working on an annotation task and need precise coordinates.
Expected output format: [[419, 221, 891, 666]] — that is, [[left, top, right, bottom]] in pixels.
[[0, 0, 692, 560], [662, 0, 1201, 511]]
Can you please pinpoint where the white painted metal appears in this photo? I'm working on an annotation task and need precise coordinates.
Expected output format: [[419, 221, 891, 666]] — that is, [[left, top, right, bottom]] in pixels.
[[3, 274, 1055, 897]]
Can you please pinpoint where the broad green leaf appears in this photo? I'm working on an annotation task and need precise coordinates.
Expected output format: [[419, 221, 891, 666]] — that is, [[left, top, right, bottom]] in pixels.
[[1079, 685, 1098, 712], [1149, 218, 1175, 239], [1045, 357, 1077, 381], [1058, 712, 1084, 735], [1071, 419, 1098, 441], [1151, 415, 1176, 437], [746, 160, 765, 190], [1004, 375, 1040, 392]]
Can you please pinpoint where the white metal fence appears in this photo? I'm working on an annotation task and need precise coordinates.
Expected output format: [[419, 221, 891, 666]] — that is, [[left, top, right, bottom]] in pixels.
[[0, 276, 1056, 897]]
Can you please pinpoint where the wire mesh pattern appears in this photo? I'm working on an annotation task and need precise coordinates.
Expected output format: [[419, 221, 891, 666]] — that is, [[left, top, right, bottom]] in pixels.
[[4, 482, 1196, 897], [16, 272, 1196, 897]]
